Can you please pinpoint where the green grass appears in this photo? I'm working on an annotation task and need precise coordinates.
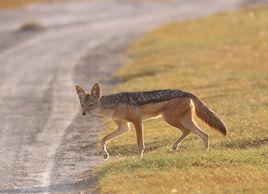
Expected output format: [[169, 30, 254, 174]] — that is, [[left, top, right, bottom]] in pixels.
[[98, 6, 268, 194]]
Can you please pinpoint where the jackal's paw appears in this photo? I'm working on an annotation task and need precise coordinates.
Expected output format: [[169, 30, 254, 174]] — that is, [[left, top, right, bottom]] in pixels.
[[103, 152, 109, 160], [139, 150, 144, 158], [171, 145, 178, 152], [204, 141, 209, 151]]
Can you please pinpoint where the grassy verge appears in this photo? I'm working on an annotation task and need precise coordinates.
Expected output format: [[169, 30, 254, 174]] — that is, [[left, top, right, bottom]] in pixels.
[[0, 0, 50, 9], [98, 6, 268, 193]]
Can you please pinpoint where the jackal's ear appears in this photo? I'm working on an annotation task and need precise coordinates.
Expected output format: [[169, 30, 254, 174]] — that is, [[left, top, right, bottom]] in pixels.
[[75, 84, 86, 99], [90, 81, 101, 99]]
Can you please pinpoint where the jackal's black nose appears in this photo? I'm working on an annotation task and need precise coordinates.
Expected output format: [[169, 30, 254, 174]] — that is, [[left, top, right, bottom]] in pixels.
[[82, 111, 86, 116]]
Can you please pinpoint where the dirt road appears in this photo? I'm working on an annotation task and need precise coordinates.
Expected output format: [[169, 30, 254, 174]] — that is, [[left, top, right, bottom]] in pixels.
[[0, 0, 254, 193]]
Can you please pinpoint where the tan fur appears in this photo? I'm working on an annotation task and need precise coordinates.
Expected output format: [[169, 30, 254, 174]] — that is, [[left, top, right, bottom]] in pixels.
[[75, 82, 227, 160]]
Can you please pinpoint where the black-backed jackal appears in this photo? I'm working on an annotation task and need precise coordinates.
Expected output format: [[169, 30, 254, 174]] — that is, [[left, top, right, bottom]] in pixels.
[[75, 82, 227, 160]]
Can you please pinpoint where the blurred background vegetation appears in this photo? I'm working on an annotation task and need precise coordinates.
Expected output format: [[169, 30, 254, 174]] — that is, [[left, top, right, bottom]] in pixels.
[[0, 0, 50, 8]]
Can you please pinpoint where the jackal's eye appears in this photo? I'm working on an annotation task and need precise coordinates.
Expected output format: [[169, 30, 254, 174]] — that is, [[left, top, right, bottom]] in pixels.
[[81, 104, 84, 107], [89, 104, 93, 107]]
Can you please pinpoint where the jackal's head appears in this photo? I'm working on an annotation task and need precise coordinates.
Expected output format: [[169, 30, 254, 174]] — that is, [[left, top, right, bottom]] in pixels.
[[75, 82, 102, 116]]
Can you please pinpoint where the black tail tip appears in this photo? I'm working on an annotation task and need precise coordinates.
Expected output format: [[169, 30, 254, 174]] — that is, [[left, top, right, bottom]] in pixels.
[[221, 127, 227, 136]]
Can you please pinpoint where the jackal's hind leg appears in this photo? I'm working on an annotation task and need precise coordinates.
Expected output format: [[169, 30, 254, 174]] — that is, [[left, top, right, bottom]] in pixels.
[[101, 120, 129, 160], [171, 130, 190, 150], [162, 113, 190, 150], [179, 111, 209, 150]]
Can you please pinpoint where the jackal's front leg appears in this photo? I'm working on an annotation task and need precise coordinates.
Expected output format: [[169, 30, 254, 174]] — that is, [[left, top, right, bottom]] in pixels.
[[133, 119, 145, 158], [101, 120, 129, 160]]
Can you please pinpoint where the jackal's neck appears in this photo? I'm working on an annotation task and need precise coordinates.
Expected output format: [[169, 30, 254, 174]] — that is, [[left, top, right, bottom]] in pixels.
[[93, 103, 114, 117]]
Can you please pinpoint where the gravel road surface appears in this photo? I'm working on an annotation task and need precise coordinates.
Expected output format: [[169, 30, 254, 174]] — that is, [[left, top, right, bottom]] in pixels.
[[0, 0, 257, 193]]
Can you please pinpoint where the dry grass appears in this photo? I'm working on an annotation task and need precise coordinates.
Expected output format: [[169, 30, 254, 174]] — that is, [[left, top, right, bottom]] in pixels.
[[0, 0, 50, 9], [98, 6, 268, 193]]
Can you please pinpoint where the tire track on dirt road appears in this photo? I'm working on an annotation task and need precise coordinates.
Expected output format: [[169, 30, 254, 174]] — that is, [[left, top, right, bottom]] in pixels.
[[0, 0, 246, 193]]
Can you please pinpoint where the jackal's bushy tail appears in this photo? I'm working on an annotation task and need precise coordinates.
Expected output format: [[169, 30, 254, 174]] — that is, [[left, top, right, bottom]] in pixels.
[[188, 93, 227, 136]]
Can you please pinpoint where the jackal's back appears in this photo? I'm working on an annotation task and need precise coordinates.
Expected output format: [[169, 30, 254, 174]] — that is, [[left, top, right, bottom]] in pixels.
[[100, 89, 188, 108]]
